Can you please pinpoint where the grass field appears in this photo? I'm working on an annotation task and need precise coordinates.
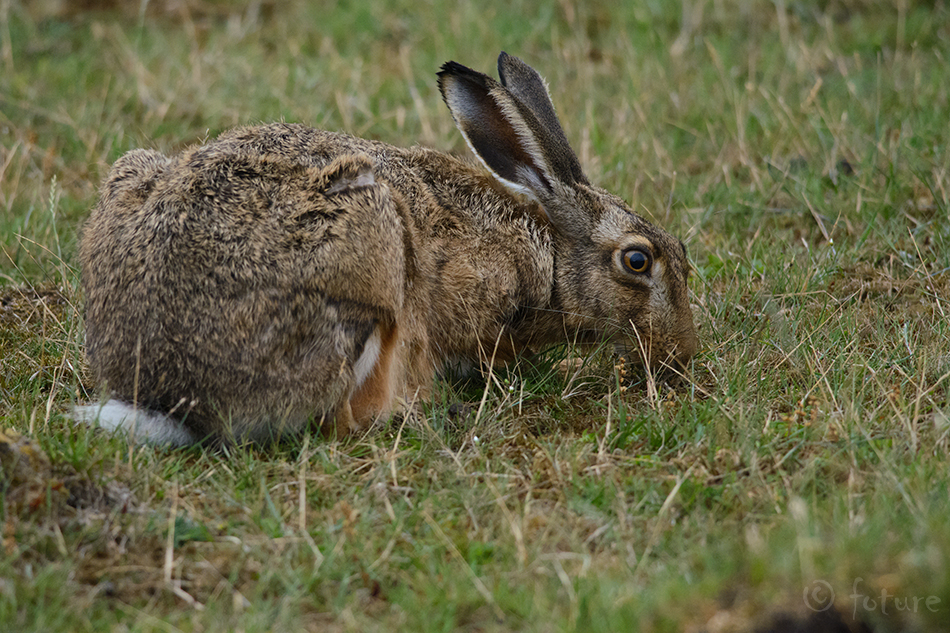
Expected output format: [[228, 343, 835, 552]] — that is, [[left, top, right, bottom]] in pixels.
[[1, 0, 949, 631]]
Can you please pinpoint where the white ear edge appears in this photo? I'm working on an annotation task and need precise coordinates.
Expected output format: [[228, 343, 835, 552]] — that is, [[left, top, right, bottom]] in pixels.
[[74, 400, 197, 447]]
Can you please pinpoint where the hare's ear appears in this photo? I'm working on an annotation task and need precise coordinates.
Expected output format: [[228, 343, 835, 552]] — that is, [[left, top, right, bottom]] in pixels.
[[495, 52, 588, 186], [437, 53, 588, 203]]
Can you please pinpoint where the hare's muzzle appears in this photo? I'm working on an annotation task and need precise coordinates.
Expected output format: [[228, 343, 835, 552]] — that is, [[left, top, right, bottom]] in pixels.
[[664, 315, 700, 376], [616, 317, 698, 379]]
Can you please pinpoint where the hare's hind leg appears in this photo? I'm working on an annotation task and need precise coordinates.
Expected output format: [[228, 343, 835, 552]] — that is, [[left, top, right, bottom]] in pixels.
[[347, 322, 402, 431], [298, 154, 409, 437], [352, 326, 383, 387], [323, 325, 384, 438]]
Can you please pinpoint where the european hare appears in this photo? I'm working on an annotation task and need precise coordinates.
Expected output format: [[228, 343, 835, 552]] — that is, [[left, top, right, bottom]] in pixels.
[[78, 53, 698, 446]]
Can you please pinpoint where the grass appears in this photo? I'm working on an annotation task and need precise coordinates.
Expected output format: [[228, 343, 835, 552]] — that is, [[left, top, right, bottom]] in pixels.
[[1, 0, 949, 631]]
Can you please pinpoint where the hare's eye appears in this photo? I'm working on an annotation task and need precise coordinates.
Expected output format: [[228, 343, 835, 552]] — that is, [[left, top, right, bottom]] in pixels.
[[621, 248, 651, 275]]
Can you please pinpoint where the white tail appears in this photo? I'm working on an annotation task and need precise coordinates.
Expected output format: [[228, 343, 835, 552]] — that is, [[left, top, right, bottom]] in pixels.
[[74, 400, 197, 447]]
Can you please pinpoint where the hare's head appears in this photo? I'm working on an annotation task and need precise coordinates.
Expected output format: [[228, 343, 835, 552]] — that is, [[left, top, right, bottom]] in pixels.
[[439, 52, 698, 372]]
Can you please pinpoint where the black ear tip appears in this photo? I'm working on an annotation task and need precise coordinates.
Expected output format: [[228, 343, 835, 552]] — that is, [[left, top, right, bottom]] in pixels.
[[437, 60, 493, 96], [497, 51, 508, 75], [438, 60, 483, 78], [497, 51, 533, 86], [498, 51, 511, 86], [436, 61, 465, 96], [437, 60, 464, 78]]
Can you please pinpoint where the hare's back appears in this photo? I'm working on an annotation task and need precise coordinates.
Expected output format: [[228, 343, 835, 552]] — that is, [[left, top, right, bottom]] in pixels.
[[89, 130, 402, 307]]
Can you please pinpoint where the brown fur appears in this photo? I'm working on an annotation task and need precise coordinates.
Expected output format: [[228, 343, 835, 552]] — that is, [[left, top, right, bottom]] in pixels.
[[79, 53, 698, 445]]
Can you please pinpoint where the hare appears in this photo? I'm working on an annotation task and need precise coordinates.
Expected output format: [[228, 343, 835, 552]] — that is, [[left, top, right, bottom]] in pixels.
[[77, 52, 699, 446]]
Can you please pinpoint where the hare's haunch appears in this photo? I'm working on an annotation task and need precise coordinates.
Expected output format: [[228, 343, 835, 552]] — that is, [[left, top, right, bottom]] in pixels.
[[78, 53, 698, 446]]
